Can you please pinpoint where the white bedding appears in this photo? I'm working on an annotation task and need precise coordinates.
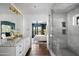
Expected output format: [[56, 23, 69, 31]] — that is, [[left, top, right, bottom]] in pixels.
[[34, 35, 47, 42]]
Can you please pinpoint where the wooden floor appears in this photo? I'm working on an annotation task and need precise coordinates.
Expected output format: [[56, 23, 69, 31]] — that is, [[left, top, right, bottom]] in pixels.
[[26, 42, 51, 56]]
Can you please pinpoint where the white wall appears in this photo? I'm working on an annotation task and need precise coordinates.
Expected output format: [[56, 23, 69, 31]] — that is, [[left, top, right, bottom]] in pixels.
[[51, 12, 68, 48], [67, 7, 79, 55], [23, 15, 32, 48], [32, 14, 48, 23]]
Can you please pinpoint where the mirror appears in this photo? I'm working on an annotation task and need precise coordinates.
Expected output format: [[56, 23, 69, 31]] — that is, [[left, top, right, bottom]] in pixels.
[[1, 21, 15, 39]]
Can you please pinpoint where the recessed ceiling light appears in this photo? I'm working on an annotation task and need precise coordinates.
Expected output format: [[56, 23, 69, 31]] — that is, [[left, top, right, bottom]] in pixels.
[[34, 5, 36, 8]]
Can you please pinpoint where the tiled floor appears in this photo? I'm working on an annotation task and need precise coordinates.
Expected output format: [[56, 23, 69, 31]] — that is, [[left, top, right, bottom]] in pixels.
[[52, 47, 78, 56], [26, 41, 51, 56], [60, 48, 78, 56]]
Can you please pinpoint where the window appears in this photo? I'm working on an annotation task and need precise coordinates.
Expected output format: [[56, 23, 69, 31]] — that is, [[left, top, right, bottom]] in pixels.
[[77, 16, 79, 25], [73, 14, 79, 25]]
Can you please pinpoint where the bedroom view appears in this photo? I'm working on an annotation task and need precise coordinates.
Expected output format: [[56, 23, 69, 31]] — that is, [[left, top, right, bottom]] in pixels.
[[26, 21, 49, 56]]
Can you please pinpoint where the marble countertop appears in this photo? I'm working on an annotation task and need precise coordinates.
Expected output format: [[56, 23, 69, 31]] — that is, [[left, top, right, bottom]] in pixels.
[[0, 38, 23, 47]]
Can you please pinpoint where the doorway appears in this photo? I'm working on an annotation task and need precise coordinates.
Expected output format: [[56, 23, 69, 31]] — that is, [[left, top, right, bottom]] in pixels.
[[32, 22, 46, 38], [26, 22, 51, 56]]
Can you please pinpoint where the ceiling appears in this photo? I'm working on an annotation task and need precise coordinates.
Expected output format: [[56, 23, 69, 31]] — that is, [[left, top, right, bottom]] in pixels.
[[0, 3, 11, 14], [14, 3, 79, 15], [52, 3, 79, 13], [14, 3, 53, 15]]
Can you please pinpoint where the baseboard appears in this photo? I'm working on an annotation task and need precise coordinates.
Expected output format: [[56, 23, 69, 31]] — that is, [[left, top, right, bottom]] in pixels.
[[25, 48, 31, 56], [23, 46, 31, 56]]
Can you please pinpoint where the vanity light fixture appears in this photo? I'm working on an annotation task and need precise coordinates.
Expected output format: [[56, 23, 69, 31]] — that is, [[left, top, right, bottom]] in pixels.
[[9, 6, 20, 15], [9, 4, 23, 15]]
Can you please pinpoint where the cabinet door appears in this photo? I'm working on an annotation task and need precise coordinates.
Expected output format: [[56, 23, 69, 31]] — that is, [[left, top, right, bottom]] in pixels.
[[24, 38, 31, 54], [16, 40, 24, 56], [0, 47, 16, 56]]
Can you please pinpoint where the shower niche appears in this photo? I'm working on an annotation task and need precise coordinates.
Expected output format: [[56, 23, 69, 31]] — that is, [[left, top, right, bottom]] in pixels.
[[62, 21, 66, 35]]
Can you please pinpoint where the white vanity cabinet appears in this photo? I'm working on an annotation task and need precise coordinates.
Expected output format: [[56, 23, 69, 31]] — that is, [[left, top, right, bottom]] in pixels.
[[23, 37, 31, 56], [16, 39, 24, 56], [16, 38, 31, 56], [0, 39, 24, 56], [0, 38, 31, 56]]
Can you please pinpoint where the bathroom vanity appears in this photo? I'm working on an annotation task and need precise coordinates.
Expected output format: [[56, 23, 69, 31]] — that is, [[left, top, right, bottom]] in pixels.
[[0, 21, 30, 56], [0, 37, 30, 56], [0, 20, 31, 56]]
